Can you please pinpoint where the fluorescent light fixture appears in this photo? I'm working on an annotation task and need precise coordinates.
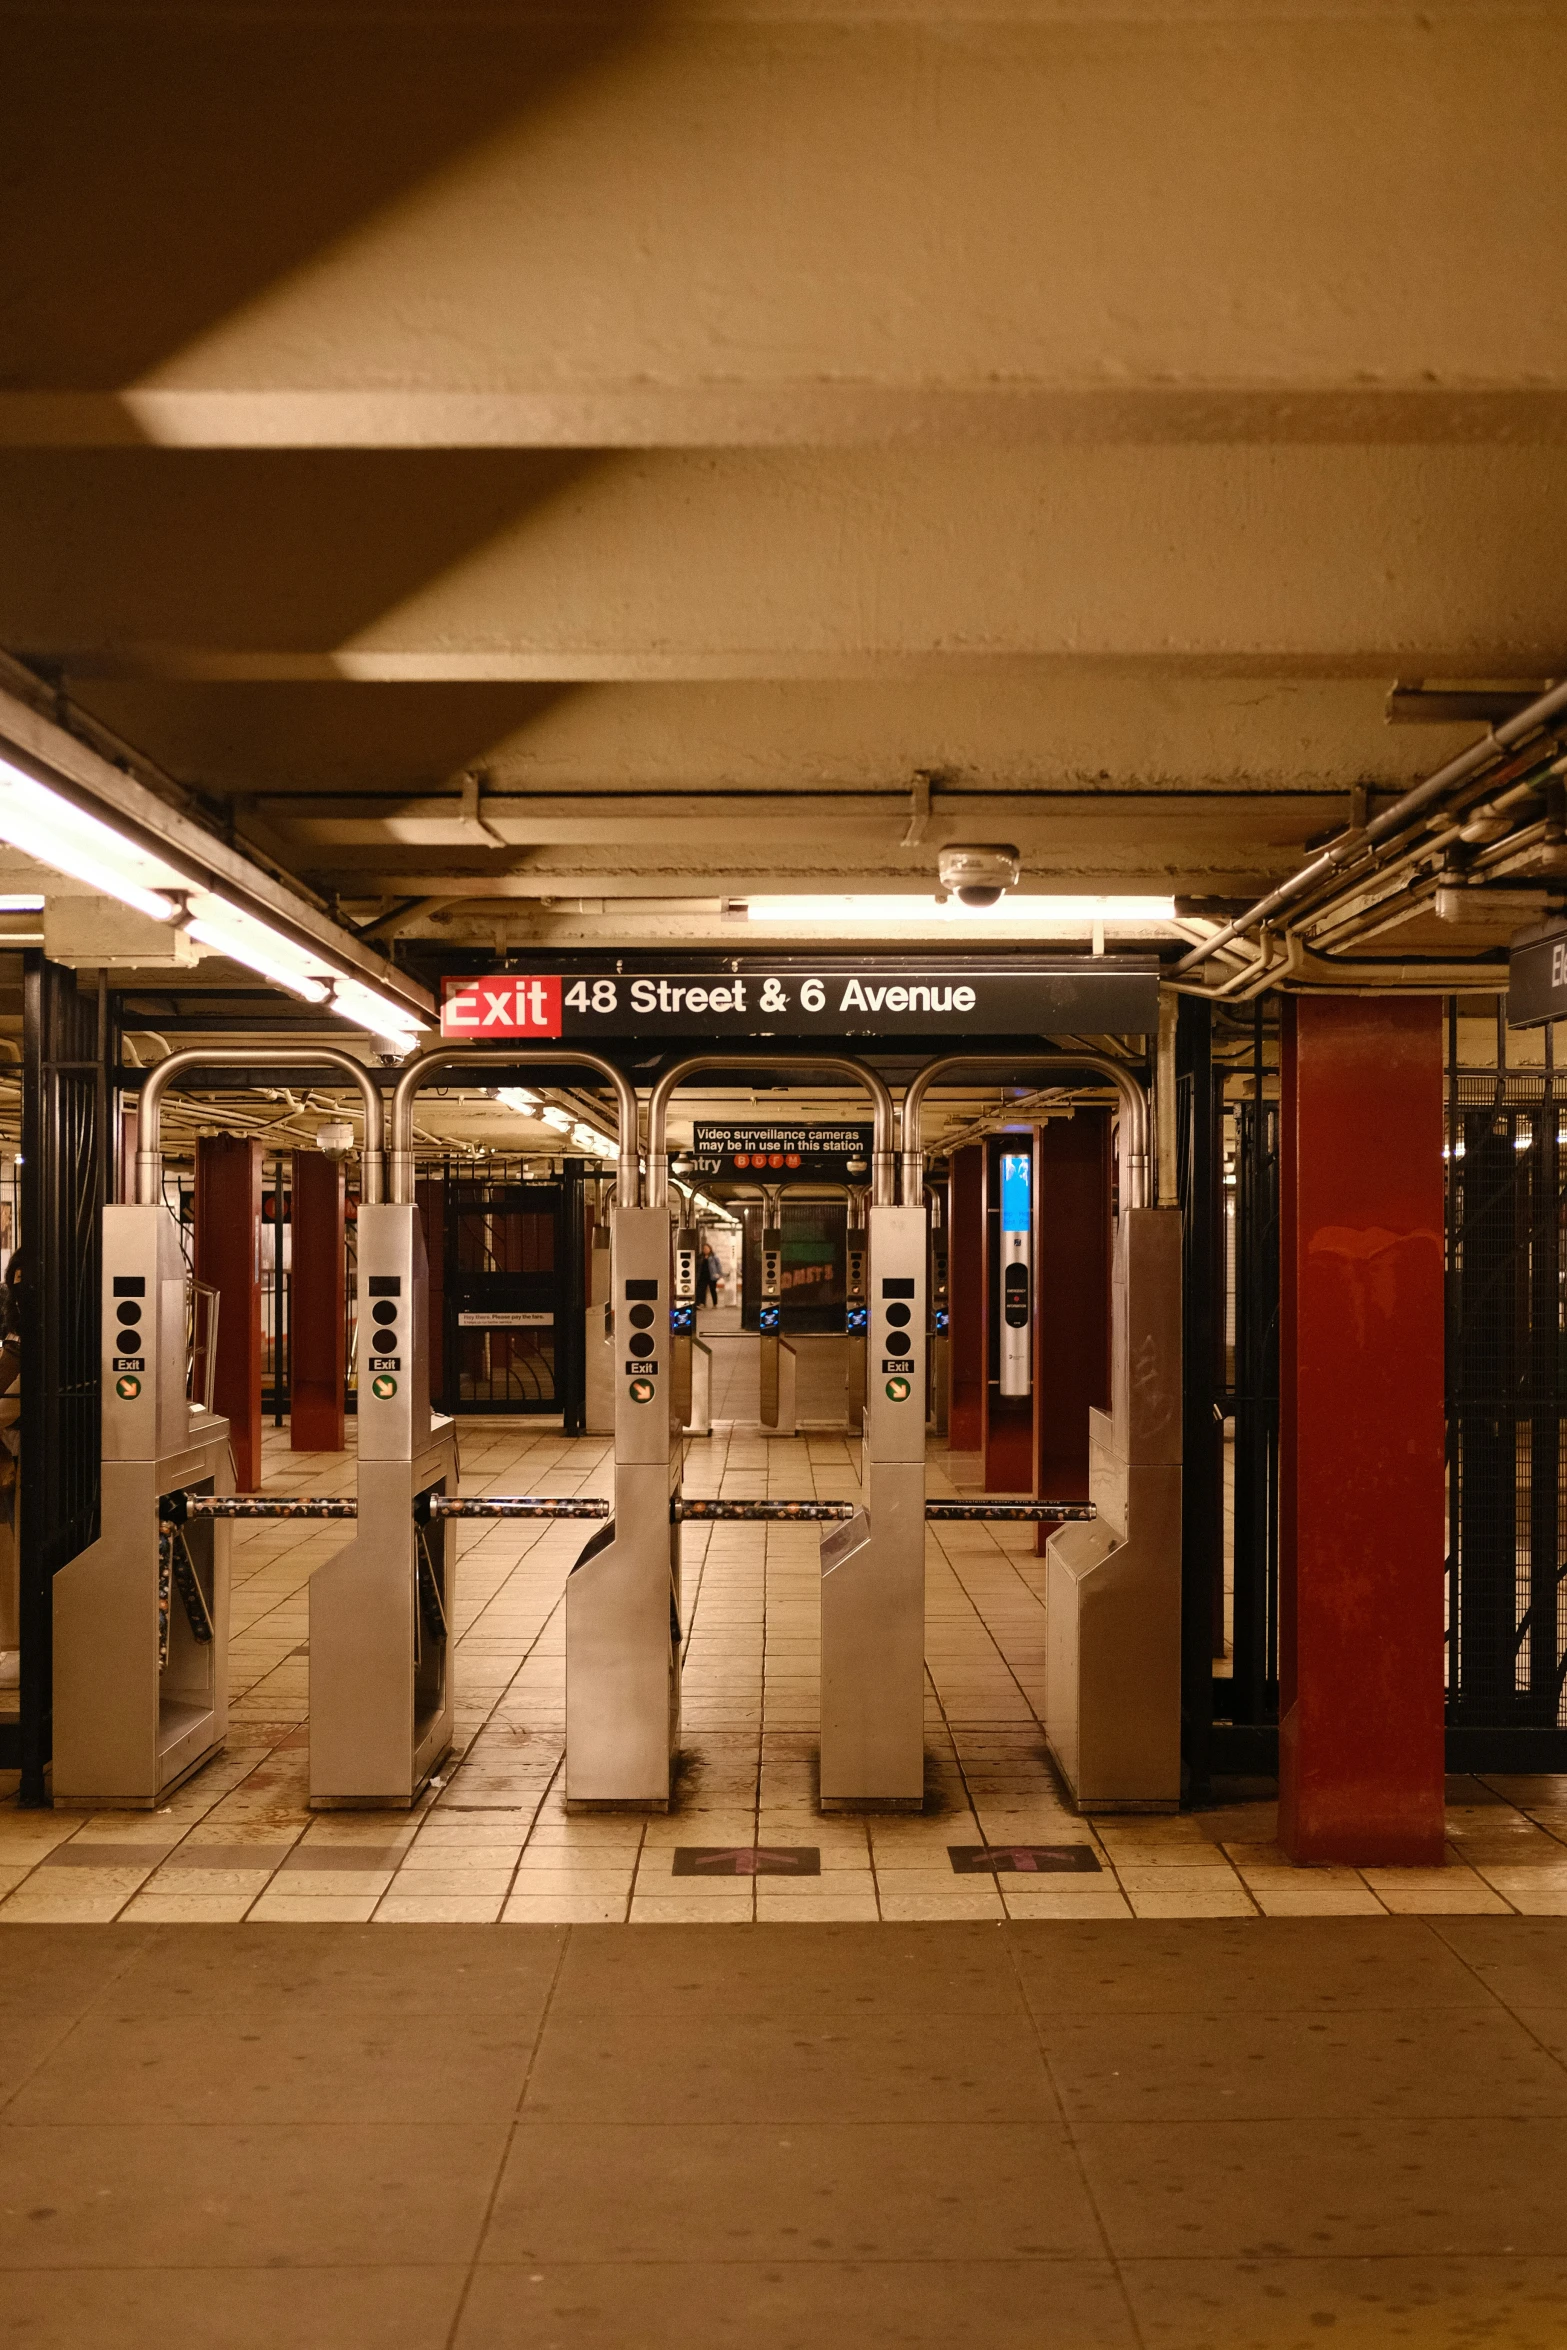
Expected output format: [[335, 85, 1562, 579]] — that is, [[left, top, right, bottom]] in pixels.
[[0, 895, 44, 912], [541, 1106, 573, 1131], [496, 1085, 542, 1114], [184, 895, 332, 1003], [742, 893, 1178, 925], [0, 756, 188, 921], [330, 976, 425, 1050]]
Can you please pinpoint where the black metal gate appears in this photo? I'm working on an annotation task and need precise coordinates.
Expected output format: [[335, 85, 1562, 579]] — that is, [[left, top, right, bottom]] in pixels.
[[1180, 996, 1281, 1794], [15, 958, 110, 1798], [447, 1176, 562, 1411], [1446, 1066, 1567, 1764]]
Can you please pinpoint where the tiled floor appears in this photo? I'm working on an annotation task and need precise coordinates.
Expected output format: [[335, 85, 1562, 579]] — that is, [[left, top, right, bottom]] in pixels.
[[4, 1419, 1567, 1923], [5, 1914, 1567, 2346]]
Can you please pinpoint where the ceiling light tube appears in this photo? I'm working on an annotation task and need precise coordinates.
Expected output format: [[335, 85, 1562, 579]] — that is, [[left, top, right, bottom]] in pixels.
[[540, 1106, 573, 1131], [496, 1086, 542, 1114], [0, 755, 188, 921], [330, 976, 426, 1049], [184, 897, 333, 1002]]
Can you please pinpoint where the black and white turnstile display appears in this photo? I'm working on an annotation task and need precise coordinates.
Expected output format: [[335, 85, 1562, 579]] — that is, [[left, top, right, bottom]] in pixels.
[[310, 1201, 458, 1806], [53, 1202, 234, 1807], [564, 1204, 681, 1807], [819, 1205, 928, 1808]]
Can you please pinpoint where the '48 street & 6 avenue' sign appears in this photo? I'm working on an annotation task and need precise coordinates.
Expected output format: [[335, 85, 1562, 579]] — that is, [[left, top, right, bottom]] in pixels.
[[440, 958, 1158, 1039]]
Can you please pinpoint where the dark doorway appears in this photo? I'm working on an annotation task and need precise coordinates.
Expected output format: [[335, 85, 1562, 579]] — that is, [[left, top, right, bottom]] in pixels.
[[443, 1173, 565, 1414]]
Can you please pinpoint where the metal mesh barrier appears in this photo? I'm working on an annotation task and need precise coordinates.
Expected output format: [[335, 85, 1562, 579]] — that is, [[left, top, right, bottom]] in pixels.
[[1448, 1075, 1567, 1731]]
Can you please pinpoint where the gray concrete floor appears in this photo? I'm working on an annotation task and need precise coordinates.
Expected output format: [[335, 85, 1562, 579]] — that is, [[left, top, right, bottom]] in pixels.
[[4, 1916, 1567, 2345]]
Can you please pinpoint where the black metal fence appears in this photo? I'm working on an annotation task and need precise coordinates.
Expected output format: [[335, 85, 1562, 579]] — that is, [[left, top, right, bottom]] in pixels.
[[16, 958, 110, 1797], [1446, 1067, 1567, 1763]]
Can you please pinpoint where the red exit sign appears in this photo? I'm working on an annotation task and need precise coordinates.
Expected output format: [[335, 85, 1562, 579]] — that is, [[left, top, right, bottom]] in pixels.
[[441, 975, 561, 1038]]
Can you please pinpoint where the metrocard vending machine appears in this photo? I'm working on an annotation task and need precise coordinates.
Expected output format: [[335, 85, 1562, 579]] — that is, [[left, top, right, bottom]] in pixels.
[[999, 1147, 1032, 1399], [820, 1206, 927, 1807]]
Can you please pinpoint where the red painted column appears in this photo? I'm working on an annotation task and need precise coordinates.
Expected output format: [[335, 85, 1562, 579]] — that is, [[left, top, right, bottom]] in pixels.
[[289, 1147, 345, 1452], [194, 1133, 263, 1492], [1278, 997, 1446, 1865], [948, 1144, 985, 1452]]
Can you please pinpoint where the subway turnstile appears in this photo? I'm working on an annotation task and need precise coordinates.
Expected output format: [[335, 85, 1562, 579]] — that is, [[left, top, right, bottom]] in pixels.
[[820, 1205, 929, 1808], [564, 1204, 681, 1808], [309, 1201, 458, 1806], [53, 1202, 234, 1807]]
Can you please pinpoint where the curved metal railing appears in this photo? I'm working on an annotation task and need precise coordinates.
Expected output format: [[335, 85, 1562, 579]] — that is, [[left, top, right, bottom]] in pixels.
[[133, 1046, 386, 1205], [388, 1046, 639, 1204], [899, 1052, 1150, 1209], [647, 1052, 896, 1210]]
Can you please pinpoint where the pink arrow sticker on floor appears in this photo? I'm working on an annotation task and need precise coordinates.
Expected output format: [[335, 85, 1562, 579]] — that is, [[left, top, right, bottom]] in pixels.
[[671, 1847, 822, 1876], [947, 1845, 1102, 1875]]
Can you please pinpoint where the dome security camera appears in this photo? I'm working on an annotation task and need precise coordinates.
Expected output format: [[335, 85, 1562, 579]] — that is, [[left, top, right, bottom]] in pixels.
[[937, 844, 1021, 908], [316, 1120, 355, 1159]]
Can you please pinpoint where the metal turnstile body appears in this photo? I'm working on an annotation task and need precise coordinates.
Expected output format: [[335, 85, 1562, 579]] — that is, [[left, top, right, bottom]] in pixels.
[[565, 1204, 681, 1806], [54, 1202, 233, 1807], [310, 1202, 458, 1806], [820, 1205, 927, 1808]]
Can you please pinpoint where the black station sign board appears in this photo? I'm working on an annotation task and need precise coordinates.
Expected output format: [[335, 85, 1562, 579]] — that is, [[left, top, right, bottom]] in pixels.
[[440, 958, 1158, 1040], [1508, 922, 1567, 1028], [691, 1123, 874, 1180]]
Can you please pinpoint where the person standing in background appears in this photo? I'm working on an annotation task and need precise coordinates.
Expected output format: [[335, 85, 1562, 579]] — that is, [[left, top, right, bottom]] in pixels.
[[695, 1234, 722, 1307]]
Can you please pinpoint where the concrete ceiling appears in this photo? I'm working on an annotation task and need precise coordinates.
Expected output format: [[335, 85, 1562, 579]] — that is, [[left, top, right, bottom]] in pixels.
[[5, 0, 1564, 963]]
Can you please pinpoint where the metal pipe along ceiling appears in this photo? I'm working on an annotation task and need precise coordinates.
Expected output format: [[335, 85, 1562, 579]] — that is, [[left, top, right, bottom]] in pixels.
[[388, 1045, 640, 1203], [133, 1046, 386, 1207], [1176, 674, 1567, 981], [899, 1053, 1150, 1209], [645, 1054, 897, 1209]]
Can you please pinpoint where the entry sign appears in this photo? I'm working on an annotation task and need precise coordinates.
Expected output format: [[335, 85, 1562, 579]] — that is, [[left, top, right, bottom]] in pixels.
[[692, 1122, 873, 1180], [1508, 921, 1567, 1027], [441, 960, 1159, 1039]]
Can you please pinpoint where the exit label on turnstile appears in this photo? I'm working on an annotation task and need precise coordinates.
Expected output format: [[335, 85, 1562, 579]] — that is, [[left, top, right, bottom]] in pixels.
[[114, 1374, 141, 1401], [628, 1377, 656, 1403], [370, 1373, 398, 1400], [884, 1376, 912, 1402]]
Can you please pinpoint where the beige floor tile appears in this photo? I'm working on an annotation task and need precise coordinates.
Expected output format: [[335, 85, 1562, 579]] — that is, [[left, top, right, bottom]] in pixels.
[[1126, 1884, 1258, 1918], [510, 1868, 634, 1900], [1116, 1864, 1246, 1893], [755, 1891, 880, 1921], [0, 1889, 134, 1922], [628, 1895, 753, 1922], [503, 1892, 628, 1923], [382, 1867, 515, 1900], [247, 1892, 380, 1922], [1000, 1886, 1133, 1919], [375, 1893, 505, 1922], [877, 1891, 1005, 1920], [118, 1892, 257, 1922], [1483, 1879, 1567, 1915], [1373, 1881, 1511, 1914], [1250, 1887, 1389, 1917]]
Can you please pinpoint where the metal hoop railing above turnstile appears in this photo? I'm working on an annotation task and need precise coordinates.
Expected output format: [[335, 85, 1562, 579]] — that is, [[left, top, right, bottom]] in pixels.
[[386, 1046, 640, 1204], [132, 1045, 387, 1205], [898, 1053, 1151, 1209], [646, 1053, 897, 1210]]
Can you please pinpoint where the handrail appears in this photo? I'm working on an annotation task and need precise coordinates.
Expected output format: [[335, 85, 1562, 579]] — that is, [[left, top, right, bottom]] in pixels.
[[388, 1046, 640, 1203], [132, 1046, 386, 1206], [899, 1052, 1150, 1209], [645, 1053, 897, 1209]]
